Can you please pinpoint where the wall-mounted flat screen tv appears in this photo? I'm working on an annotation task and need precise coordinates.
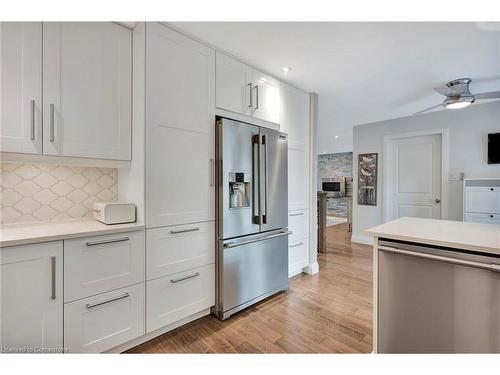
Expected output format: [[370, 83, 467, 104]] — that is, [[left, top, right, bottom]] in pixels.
[[488, 132, 500, 164]]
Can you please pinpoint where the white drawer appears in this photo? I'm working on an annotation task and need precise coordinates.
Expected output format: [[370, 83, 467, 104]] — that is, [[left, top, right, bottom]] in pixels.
[[64, 283, 145, 353], [146, 264, 214, 333], [465, 187, 500, 214], [289, 209, 309, 242], [64, 230, 145, 302], [146, 222, 215, 280], [288, 238, 309, 278], [464, 213, 500, 225]]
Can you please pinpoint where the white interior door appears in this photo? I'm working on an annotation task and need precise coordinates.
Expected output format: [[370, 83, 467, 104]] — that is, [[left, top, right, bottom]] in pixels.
[[386, 134, 442, 220]]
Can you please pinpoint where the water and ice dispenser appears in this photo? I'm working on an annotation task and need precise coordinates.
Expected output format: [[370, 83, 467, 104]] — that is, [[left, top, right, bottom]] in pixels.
[[229, 172, 251, 208]]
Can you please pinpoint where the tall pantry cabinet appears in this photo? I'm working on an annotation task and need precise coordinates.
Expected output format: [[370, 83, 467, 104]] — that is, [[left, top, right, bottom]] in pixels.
[[143, 23, 216, 333], [279, 83, 311, 277]]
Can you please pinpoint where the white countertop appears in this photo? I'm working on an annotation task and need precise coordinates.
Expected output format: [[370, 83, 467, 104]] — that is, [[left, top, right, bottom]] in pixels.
[[0, 219, 144, 247], [367, 217, 500, 255]]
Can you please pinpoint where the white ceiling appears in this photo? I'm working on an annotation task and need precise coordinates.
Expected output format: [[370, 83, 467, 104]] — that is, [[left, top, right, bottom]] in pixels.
[[171, 22, 500, 154]]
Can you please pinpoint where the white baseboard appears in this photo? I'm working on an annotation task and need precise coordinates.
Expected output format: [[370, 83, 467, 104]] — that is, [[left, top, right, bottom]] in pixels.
[[304, 261, 319, 275], [351, 234, 373, 246]]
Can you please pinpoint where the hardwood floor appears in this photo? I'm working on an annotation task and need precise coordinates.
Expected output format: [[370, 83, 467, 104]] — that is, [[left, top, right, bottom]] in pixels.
[[127, 223, 373, 353]]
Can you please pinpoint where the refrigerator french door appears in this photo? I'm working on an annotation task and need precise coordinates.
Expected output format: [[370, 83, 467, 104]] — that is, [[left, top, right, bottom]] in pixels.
[[214, 117, 289, 320]]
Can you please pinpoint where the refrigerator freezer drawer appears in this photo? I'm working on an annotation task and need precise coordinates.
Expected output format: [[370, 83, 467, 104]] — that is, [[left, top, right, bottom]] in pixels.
[[216, 231, 289, 319]]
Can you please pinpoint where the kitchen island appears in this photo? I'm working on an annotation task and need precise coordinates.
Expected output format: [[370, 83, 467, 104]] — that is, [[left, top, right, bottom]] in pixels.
[[367, 217, 500, 353]]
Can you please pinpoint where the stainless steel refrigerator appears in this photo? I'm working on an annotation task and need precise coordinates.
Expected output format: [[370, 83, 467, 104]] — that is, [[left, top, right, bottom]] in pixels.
[[213, 117, 290, 320]]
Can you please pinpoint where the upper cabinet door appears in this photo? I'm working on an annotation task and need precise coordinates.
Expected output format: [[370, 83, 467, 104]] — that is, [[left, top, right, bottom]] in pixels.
[[215, 52, 252, 116], [146, 23, 215, 228], [43, 22, 132, 160], [279, 83, 309, 149], [280, 83, 310, 211], [251, 70, 280, 124], [0, 22, 42, 154]]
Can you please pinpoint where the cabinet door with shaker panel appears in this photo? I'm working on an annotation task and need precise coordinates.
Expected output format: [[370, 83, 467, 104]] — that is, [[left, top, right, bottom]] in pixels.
[[145, 23, 215, 228], [0, 22, 43, 154], [1, 241, 63, 351], [43, 22, 132, 160], [216, 51, 280, 124]]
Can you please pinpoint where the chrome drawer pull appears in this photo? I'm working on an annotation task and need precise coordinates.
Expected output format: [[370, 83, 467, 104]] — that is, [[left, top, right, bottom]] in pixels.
[[86, 293, 130, 309], [49, 103, 55, 142], [254, 85, 259, 109], [86, 237, 130, 246], [50, 256, 56, 300], [170, 227, 200, 235], [30, 99, 36, 140], [170, 272, 200, 284], [289, 242, 304, 248], [289, 212, 305, 217], [247, 83, 253, 108]]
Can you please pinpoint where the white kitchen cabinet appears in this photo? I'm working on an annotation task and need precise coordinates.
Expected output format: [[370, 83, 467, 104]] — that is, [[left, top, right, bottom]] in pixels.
[[465, 187, 500, 214], [279, 83, 309, 147], [145, 22, 215, 228], [280, 83, 310, 276], [42, 22, 132, 160], [288, 209, 309, 243], [288, 147, 310, 211], [1, 241, 63, 351], [215, 51, 252, 117], [64, 283, 144, 353], [251, 69, 280, 123], [288, 209, 310, 277], [0, 22, 43, 154], [64, 230, 145, 302], [464, 212, 500, 225], [215, 51, 280, 124], [288, 238, 309, 278], [146, 264, 215, 333], [282, 83, 310, 212], [146, 222, 215, 280]]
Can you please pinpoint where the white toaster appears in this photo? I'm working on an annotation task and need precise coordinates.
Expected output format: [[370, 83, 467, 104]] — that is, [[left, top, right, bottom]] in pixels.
[[93, 202, 136, 225]]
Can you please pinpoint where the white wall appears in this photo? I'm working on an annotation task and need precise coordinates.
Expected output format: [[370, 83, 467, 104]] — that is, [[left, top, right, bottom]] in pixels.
[[352, 101, 500, 243]]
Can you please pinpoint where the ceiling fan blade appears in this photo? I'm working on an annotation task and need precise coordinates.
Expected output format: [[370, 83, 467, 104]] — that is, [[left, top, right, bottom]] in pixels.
[[414, 103, 443, 115], [474, 91, 500, 100], [433, 86, 460, 97]]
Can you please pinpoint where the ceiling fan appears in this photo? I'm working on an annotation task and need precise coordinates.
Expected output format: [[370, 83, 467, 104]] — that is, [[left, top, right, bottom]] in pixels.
[[414, 78, 500, 115]]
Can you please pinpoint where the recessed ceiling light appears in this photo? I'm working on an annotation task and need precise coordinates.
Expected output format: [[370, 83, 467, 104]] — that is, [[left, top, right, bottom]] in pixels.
[[334, 135, 339, 139], [281, 66, 292, 73]]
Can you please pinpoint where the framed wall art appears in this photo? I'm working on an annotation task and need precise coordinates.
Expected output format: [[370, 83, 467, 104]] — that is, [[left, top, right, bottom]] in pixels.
[[357, 153, 378, 206]]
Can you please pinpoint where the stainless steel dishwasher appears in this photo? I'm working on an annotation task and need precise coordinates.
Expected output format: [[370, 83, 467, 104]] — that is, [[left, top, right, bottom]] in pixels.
[[378, 239, 500, 353]]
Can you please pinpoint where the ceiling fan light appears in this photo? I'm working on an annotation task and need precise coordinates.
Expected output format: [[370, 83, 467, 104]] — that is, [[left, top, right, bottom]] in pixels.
[[444, 96, 474, 110]]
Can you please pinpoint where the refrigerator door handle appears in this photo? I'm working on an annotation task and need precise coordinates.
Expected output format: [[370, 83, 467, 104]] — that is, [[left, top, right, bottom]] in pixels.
[[223, 230, 292, 249], [253, 134, 261, 224], [262, 134, 269, 224]]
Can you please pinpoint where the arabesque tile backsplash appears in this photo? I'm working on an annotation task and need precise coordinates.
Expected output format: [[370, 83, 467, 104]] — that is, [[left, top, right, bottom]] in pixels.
[[0, 163, 117, 224]]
